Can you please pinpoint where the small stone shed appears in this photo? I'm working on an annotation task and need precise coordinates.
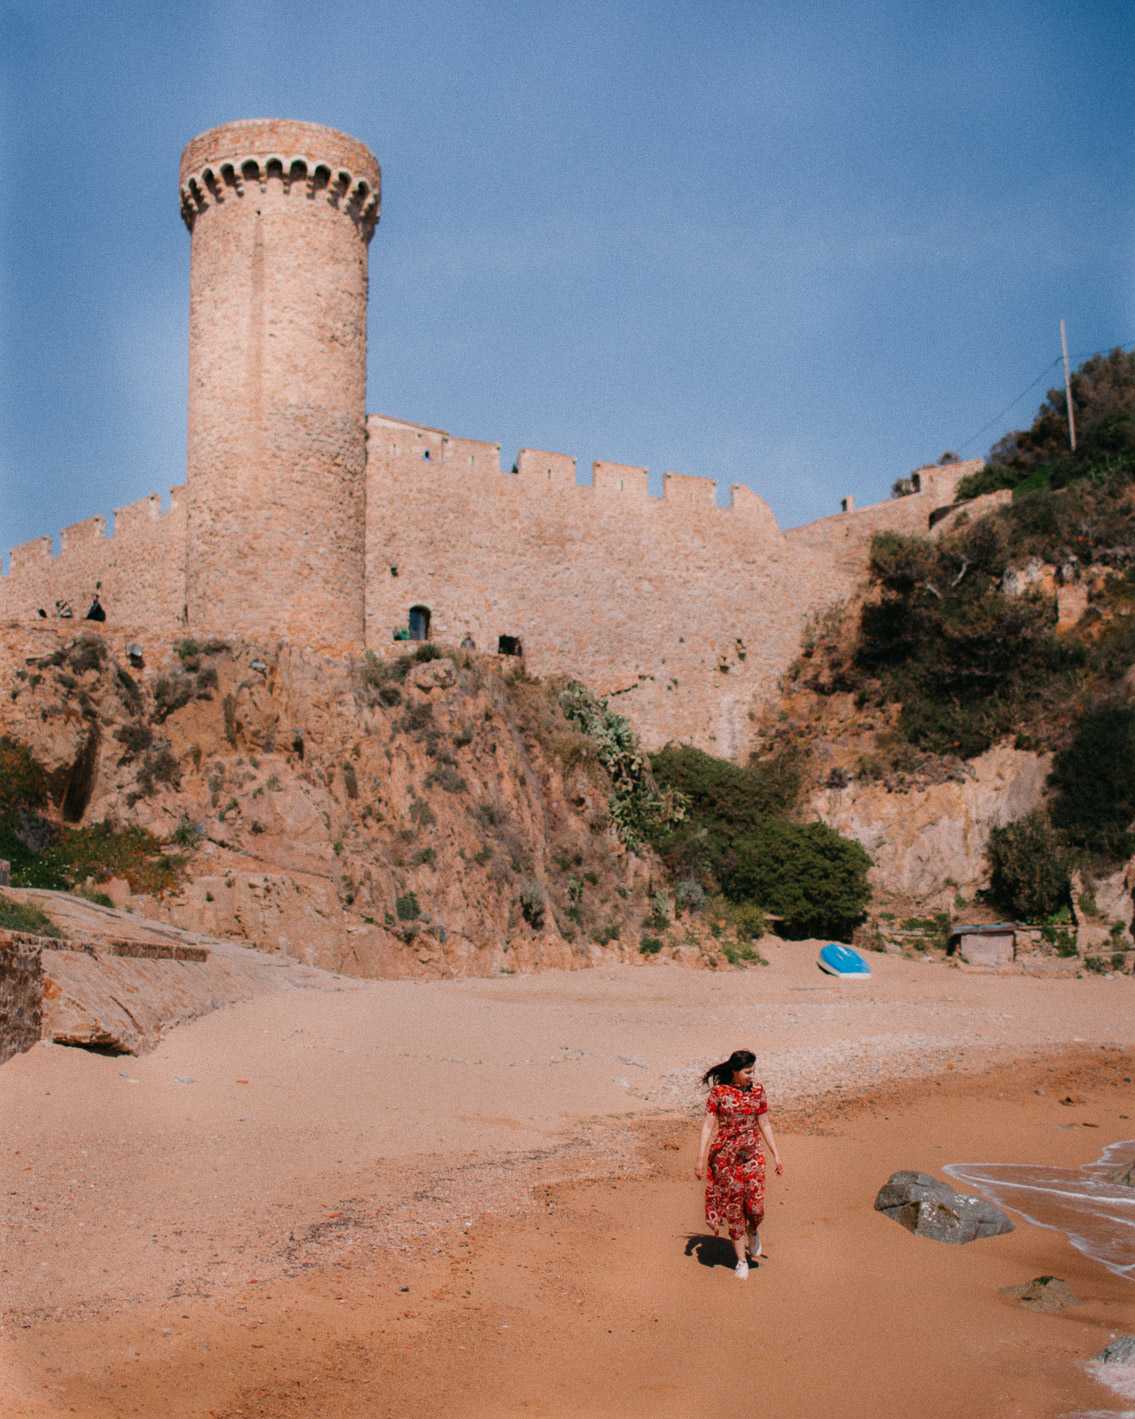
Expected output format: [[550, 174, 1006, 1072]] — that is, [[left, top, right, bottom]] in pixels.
[[946, 924, 1018, 966]]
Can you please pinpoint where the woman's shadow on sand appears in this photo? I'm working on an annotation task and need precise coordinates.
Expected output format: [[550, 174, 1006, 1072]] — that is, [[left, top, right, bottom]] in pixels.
[[684, 1234, 759, 1270]]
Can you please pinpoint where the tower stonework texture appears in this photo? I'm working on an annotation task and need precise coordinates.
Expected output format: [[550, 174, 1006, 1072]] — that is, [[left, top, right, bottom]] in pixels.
[[180, 120, 380, 648]]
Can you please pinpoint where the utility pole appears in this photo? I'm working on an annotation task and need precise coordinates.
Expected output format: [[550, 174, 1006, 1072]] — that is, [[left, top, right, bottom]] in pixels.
[[1061, 319, 1077, 452]]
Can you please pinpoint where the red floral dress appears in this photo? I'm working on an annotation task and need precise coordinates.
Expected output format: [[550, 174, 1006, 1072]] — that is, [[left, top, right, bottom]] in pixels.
[[704, 1083, 767, 1241]]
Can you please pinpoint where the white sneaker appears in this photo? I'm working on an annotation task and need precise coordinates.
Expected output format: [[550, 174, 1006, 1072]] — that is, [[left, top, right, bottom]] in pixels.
[[734, 1260, 749, 1279]]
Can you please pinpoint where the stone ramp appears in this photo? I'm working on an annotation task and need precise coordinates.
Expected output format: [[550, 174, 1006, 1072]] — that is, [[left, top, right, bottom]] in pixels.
[[1, 890, 349, 1062]]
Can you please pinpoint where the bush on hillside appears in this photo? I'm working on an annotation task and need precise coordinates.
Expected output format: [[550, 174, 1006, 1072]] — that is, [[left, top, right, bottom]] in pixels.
[[1050, 703, 1135, 861], [720, 820, 872, 940], [856, 527, 1081, 758], [985, 812, 1072, 920]]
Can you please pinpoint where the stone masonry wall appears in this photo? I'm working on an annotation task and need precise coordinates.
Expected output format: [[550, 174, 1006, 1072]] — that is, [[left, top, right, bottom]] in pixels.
[[0, 487, 188, 630], [0, 932, 44, 1065], [0, 408, 973, 761], [364, 416, 971, 757]]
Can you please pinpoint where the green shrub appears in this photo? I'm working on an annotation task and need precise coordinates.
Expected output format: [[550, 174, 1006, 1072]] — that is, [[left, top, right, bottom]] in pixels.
[[722, 821, 872, 939], [559, 682, 685, 850], [675, 878, 705, 915], [74, 886, 114, 908], [395, 892, 421, 922], [518, 877, 546, 927], [646, 891, 670, 930], [0, 892, 62, 938], [115, 722, 153, 759], [986, 812, 1072, 919], [730, 902, 767, 941], [413, 642, 443, 662], [170, 820, 199, 848], [639, 933, 664, 955], [1050, 703, 1135, 860], [721, 939, 765, 967], [152, 675, 196, 722], [953, 463, 1018, 501], [650, 744, 800, 835], [855, 525, 1082, 758]]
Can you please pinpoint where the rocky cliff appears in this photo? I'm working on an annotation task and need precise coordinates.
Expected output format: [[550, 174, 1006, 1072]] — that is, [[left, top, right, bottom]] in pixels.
[[0, 626, 676, 978]]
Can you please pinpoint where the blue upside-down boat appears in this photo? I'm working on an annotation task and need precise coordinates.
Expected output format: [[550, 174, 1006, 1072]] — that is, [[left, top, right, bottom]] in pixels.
[[817, 943, 872, 979]]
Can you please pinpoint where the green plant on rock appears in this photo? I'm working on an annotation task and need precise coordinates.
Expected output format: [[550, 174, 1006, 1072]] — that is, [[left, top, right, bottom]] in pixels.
[[0, 892, 62, 938], [674, 878, 705, 916], [558, 681, 686, 851], [395, 892, 421, 922], [518, 876, 546, 928]]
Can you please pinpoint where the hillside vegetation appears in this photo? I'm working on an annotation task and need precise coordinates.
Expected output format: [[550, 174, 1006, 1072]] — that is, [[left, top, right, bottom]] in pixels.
[[784, 346, 1135, 925], [0, 627, 875, 975]]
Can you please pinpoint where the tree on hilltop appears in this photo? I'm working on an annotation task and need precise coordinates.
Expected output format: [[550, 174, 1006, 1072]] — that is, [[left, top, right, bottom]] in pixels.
[[991, 347, 1135, 475]]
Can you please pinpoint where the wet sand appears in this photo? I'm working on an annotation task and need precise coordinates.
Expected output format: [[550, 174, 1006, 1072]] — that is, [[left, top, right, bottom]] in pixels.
[[2, 947, 1133, 1417]]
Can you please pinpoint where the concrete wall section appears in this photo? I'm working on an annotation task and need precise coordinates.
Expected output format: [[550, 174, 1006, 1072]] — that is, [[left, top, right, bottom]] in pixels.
[[0, 489, 188, 628]]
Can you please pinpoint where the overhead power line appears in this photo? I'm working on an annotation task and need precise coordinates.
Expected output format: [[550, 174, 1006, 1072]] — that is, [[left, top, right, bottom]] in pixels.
[[954, 337, 1135, 458]]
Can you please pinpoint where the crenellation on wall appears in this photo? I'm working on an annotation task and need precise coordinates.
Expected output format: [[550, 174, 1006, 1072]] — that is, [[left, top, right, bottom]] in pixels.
[[113, 493, 163, 536], [727, 483, 782, 533], [9, 537, 53, 575], [60, 516, 107, 556], [444, 436, 502, 475], [662, 470, 717, 509], [592, 461, 650, 498], [517, 449, 577, 488], [0, 487, 187, 628]]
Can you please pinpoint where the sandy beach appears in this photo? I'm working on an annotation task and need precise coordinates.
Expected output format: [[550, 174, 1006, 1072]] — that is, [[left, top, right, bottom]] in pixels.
[[2, 945, 1134, 1418]]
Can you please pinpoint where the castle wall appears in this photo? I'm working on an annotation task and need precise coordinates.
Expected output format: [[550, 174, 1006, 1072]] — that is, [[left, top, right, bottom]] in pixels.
[[0, 488, 187, 630], [363, 422, 974, 757]]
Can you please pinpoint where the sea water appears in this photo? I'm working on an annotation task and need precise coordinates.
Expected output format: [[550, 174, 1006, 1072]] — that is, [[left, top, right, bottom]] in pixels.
[[945, 1142, 1135, 1417]]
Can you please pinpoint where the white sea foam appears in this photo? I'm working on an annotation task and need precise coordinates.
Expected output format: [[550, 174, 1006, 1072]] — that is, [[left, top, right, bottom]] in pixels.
[[1066, 1358, 1135, 1419], [944, 1141, 1135, 1281]]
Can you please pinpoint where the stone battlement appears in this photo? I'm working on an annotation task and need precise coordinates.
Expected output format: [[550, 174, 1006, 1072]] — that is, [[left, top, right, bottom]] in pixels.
[[180, 118, 381, 240], [1, 487, 187, 628]]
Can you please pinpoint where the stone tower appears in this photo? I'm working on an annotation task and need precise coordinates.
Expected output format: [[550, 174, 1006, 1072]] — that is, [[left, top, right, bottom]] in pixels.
[[179, 120, 380, 648]]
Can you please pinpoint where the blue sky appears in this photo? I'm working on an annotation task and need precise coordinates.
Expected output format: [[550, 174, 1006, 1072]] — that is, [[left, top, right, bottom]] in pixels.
[[2, 0, 1132, 556]]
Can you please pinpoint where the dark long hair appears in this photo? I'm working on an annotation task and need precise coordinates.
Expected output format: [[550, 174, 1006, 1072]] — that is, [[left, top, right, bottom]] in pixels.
[[701, 1049, 756, 1090]]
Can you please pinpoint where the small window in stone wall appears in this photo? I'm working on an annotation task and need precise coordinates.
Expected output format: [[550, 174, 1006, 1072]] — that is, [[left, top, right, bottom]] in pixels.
[[498, 635, 522, 657], [422, 449, 431, 460], [409, 606, 431, 641]]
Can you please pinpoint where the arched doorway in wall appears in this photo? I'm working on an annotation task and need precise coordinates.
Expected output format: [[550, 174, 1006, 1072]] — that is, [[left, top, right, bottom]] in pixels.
[[408, 605, 431, 641]]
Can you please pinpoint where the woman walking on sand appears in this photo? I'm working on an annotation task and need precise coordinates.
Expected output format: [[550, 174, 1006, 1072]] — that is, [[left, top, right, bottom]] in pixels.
[[695, 1049, 783, 1279]]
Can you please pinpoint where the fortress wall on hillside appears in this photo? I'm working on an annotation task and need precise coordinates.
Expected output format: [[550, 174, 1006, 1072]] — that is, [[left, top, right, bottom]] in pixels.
[[782, 461, 979, 580], [0, 488, 187, 630], [367, 417, 834, 757]]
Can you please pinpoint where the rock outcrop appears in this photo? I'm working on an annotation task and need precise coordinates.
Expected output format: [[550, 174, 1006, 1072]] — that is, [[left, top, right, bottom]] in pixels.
[[813, 745, 1051, 910], [874, 1171, 1015, 1244], [0, 627, 670, 980]]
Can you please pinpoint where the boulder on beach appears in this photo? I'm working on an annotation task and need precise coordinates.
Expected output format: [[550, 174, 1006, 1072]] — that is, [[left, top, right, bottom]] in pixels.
[[1095, 1335, 1135, 1365], [1105, 1159, 1135, 1188], [874, 1171, 1014, 1244], [998, 1276, 1082, 1313]]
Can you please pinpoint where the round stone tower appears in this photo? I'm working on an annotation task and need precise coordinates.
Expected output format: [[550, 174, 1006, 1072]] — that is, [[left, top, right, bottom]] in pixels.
[[179, 120, 380, 648]]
